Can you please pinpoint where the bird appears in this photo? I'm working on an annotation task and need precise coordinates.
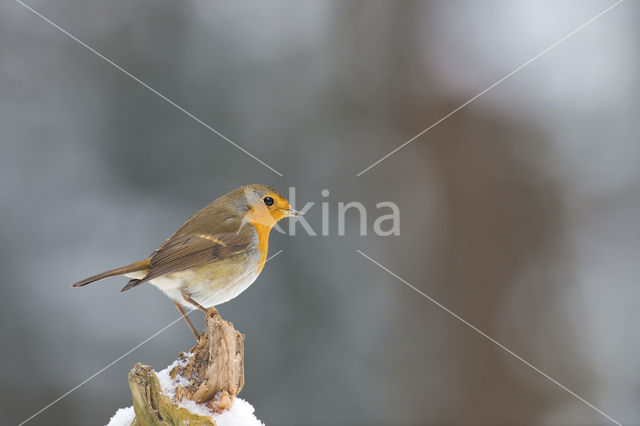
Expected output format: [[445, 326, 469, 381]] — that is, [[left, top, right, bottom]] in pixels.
[[73, 184, 302, 339]]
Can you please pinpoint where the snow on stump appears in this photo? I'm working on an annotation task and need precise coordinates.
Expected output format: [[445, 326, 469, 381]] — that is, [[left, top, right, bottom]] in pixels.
[[126, 309, 247, 426]]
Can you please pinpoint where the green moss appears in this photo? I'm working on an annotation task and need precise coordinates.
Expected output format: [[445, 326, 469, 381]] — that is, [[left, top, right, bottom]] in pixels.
[[128, 363, 215, 426]]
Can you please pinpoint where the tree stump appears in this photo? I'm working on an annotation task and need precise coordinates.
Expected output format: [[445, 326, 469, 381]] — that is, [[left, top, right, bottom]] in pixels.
[[127, 308, 245, 425]]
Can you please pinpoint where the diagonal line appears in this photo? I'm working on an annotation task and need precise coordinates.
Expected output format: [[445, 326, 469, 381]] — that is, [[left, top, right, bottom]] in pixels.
[[356, 0, 624, 176], [356, 249, 623, 426], [14, 0, 284, 177], [18, 249, 284, 425], [264, 248, 284, 263], [17, 311, 194, 426]]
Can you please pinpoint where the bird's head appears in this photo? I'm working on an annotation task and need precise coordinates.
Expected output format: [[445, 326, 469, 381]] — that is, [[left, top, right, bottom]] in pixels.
[[241, 184, 303, 228]]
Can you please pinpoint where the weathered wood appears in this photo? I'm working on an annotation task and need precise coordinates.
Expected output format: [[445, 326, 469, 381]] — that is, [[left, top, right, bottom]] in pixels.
[[173, 308, 245, 406], [127, 308, 245, 425], [129, 364, 215, 426]]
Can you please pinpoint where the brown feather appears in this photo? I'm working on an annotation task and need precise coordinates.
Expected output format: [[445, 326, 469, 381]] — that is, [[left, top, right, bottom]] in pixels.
[[120, 230, 253, 292], [72, 258, 150, 287]]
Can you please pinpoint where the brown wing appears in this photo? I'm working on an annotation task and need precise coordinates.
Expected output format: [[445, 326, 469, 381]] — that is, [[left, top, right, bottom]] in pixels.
[[121, 231, 253, 292]]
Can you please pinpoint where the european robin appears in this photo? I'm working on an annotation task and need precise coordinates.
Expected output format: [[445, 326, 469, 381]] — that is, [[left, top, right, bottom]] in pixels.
[[73, 184, 302, 339]]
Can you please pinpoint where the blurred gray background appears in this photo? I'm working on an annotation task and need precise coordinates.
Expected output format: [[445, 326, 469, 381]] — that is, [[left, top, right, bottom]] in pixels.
[[2, 0, 639, 425]]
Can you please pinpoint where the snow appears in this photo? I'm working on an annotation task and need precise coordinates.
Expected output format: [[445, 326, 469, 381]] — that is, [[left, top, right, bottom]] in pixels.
[[212, 397, 264, 426], [106, 406, 134, 426], [156, 354, 192, 400], [107, 354, 264, 425]]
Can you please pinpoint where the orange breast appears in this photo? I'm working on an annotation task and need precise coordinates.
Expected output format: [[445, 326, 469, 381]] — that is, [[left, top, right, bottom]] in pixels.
[[250, 222, 271, 273]]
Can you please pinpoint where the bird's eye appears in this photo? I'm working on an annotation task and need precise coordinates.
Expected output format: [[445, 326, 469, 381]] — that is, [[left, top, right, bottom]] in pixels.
[[263, 196, 274, 206]]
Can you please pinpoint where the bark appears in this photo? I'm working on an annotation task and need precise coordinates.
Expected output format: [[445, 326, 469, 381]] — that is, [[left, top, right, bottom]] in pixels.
[[127, 308, 245, 425]]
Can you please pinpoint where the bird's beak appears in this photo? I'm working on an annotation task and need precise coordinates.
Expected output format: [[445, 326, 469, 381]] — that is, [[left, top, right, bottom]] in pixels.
[[284, 208, 305, 217]]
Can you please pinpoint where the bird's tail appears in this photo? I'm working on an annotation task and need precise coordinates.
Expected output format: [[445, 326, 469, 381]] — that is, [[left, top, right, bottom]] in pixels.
[[72, 258, 150, 287]]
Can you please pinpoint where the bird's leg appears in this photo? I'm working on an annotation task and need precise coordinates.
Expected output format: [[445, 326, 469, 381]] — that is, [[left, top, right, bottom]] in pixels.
[[181, 290, 208, 313], [173, 300, 200, 341]]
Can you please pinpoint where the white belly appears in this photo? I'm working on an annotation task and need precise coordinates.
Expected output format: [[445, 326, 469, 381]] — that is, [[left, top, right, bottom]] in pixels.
[[126, 256, 263, 310]]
